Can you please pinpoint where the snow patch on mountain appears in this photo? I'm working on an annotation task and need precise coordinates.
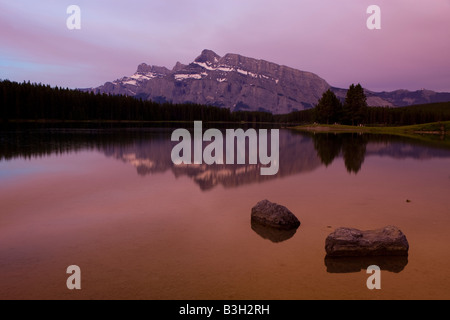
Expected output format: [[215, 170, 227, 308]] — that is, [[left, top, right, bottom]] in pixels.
[[175, 73, 204, 81]]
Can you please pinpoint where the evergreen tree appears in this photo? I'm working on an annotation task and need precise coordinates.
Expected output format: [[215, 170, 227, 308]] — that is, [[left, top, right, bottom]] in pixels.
[[315, 89, 343, 124], [343, 84, 367, 125]]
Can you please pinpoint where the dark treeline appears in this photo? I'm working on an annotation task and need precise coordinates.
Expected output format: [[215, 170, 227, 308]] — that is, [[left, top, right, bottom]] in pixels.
[[1, 80, 450, 125], [0, 80, 236, 122], [365, 103, 450, 125], [0, 80, 282, 124]]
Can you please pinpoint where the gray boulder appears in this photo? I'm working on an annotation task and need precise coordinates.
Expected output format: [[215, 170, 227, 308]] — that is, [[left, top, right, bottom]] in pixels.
[[325, 226, 409, 257], [251, 200, 300, 230]]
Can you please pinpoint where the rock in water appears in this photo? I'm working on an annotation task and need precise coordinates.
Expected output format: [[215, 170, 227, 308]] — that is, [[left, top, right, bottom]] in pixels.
[[325, 226, 409, 257], [251, 200, 300, 230]]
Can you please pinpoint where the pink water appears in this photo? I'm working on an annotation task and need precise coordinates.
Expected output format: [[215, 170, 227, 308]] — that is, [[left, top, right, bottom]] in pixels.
[[1, 132, 450, 300]]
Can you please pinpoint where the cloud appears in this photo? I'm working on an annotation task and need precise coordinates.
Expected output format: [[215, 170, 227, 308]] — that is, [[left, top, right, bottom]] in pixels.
[[1, 0, 449, 91]]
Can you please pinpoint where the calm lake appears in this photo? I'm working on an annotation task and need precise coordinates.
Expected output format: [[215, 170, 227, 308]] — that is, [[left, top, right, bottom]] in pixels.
[[1, 125, 450, 300]]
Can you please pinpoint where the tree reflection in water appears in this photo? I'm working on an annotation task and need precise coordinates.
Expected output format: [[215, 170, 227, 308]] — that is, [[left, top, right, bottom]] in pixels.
[[312, 133, 369, 174]]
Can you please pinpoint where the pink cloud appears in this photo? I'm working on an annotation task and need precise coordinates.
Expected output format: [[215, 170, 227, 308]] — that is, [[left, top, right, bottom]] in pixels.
[[1, 0, 449, 91]]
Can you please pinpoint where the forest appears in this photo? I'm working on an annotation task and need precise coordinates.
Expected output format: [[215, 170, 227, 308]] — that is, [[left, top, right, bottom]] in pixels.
[[1, 80, 449, 125]]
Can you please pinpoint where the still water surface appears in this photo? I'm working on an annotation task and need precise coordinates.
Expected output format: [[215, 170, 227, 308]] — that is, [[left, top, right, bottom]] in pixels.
[[1, 127, 450, 299]]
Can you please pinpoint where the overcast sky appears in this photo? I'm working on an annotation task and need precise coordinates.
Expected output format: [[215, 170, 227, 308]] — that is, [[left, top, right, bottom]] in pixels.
[[1, 0, 449, 92]]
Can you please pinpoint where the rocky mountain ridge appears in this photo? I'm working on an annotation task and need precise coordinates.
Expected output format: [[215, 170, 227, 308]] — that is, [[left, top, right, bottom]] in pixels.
[[88, 49, 450, 114]]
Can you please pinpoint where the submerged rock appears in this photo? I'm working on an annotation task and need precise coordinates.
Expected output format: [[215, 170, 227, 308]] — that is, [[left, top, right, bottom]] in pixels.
[[325, 226, 409, 257], [251, 200, 300, 230]]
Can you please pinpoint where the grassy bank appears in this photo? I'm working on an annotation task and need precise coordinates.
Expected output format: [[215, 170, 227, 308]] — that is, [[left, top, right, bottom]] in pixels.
[[293, 121, 450, 135]]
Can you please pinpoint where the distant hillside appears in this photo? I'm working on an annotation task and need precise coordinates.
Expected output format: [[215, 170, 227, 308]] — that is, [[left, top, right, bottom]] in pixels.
[[332, 87, 450, 108]]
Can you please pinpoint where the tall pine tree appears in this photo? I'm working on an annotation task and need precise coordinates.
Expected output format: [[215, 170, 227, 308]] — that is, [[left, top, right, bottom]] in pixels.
[[343, 84, 367, 125], [315, 89, 343, 124]]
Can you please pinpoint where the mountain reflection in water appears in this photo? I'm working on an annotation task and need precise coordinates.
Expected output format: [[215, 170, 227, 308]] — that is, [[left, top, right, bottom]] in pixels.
[[1, 126, 450, 190]]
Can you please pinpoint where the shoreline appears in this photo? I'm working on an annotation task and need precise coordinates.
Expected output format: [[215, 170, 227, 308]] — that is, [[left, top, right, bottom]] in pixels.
[[292, 122, 450, 136], [1, 120, 449, 136]]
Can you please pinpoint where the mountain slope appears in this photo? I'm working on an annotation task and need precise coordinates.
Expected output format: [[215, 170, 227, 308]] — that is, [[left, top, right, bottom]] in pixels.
[[90, 49, 330, 114], [89, 49, 450, 114]]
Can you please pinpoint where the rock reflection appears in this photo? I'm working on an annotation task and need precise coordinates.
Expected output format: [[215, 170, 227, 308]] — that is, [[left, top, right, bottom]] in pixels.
[[251, 221, 298, 243], [324, 255, 409, 273]]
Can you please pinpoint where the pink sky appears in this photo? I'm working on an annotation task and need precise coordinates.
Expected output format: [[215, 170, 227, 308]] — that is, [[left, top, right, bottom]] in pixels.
[[1, 0, 449, 92]]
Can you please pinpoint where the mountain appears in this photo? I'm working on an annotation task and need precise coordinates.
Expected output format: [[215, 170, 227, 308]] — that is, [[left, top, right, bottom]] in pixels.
[[88, 49, 450, 114], [331, 87, 450, 108]]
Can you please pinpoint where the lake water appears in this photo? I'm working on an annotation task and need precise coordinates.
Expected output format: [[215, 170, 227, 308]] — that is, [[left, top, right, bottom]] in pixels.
[[1, 126, 450, 300]]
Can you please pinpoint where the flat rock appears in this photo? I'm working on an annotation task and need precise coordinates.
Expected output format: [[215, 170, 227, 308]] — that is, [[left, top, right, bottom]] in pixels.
[[251, 200, 300, 230], [325, 226, 409, 257]]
